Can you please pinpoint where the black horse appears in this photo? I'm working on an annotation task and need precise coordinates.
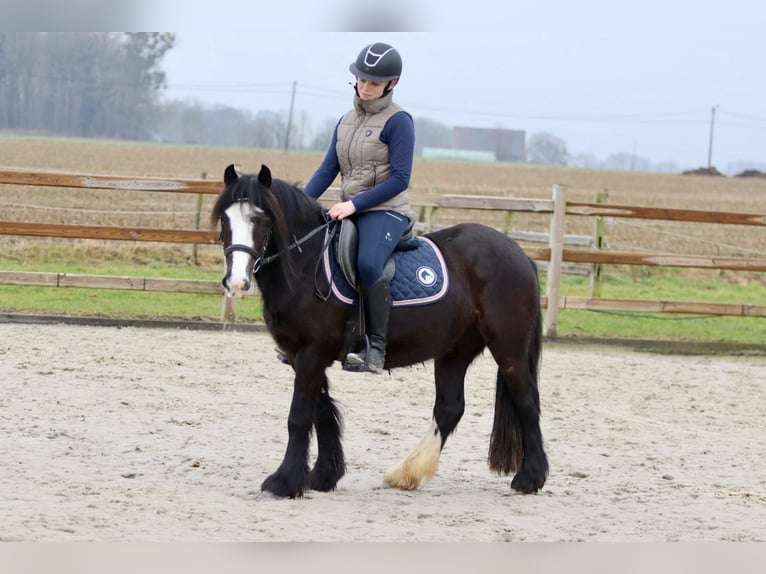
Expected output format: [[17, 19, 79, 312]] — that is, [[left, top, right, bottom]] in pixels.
[[211, 164, 548, 499]]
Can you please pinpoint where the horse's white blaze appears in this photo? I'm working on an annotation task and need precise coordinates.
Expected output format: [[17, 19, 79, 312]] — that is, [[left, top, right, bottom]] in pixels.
[[224, 203, 257, 296], [383, 419, 442, 490]]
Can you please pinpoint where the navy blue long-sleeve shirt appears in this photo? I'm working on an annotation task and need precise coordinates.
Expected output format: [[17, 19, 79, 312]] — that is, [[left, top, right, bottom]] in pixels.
[[303, 111, 414, 213]]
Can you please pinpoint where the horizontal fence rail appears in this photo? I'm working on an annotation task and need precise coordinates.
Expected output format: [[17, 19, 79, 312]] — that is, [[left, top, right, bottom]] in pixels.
[[0, 271, 222, 293], [1, 167, 765, 331], [0, 168, 222, 194], [0, 221, 217, 244], [552, 296, 766, 318], [561, 248, 766, 272], [566, 202, 766, 226]]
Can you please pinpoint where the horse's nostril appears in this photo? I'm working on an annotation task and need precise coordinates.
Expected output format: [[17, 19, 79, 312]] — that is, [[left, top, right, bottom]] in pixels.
[[242, 279, 251, 292]]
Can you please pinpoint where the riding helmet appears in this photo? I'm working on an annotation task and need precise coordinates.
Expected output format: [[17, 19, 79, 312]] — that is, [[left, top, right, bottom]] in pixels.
[[349, 43, 402, 81]]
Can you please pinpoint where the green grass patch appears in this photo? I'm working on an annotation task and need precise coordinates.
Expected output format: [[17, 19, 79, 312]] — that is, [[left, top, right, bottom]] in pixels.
[[542, 268, 766, 304], [556, 309, 766, 345], [1, 258, 765, 344], [541, 269, 766, 345], [0, 256, 262, 322], [0, 284, 263, 322]]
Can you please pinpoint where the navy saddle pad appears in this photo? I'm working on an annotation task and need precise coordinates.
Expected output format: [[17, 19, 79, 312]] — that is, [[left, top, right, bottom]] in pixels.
[[321, 233, 450, 307]]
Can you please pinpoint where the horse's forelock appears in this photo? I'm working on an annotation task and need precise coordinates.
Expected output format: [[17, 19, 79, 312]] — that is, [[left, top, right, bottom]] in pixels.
[[214, 172, 317, 224], [212, 175, 265, 223]]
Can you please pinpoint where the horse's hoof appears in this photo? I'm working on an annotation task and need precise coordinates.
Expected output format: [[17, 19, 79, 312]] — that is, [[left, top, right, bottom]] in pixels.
[[309, 469, 343, 492], [261, 472, 307, 499], [383, 467, 421, 490], [511, 472, 544, 494]]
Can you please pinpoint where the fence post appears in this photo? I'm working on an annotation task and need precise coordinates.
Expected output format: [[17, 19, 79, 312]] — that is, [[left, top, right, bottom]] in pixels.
[[589, 189, 608, 297], [418, 204, 438, 233], [192, 171, 206, 266], [221, 295, 235, 323], [544, 184, 566, 337], [203, 168, 235, 324], [502, 189, 515, 234]]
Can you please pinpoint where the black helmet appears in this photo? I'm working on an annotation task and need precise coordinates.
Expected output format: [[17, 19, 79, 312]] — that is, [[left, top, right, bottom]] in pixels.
[[349, 43, 402, 81]]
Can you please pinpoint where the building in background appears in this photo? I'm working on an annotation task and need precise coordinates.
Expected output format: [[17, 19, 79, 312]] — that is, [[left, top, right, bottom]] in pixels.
[[422, 126, 526, 163], [453, 126, 526, 162]]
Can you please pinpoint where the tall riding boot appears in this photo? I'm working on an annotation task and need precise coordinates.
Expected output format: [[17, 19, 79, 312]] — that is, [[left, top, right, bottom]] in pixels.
[[345, 277, 391, 374]]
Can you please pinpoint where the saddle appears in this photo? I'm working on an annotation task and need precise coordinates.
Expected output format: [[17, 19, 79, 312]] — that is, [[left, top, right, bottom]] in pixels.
[[324, 217, 448, 309], [334, 217, 417, 291], [276, 217, 447, 366]]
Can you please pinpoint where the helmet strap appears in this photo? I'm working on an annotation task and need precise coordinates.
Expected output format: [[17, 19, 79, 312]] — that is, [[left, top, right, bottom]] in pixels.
[[351, 78, 397, 98], [382, 78, 399, 97]]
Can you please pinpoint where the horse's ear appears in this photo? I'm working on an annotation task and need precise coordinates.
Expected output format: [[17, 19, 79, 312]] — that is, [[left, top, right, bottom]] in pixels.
[[258, 164, 272, 188], [224, 164, 240, 186]]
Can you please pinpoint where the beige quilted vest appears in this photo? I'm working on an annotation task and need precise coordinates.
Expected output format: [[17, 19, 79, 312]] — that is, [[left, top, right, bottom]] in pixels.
[[335, 92, 414, 220]]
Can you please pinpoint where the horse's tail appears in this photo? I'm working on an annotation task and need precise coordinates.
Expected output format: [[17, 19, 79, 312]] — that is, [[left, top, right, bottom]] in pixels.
[[488, 264, 543, 475]]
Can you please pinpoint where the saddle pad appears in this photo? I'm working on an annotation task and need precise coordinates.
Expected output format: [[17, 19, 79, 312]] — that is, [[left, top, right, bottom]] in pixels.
[[322, 234, 449, 307]]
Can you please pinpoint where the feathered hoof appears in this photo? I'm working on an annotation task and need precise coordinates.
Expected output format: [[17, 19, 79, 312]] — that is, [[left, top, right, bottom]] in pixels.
[[383, 463, 430, 491], [510, 470, 546, 494]]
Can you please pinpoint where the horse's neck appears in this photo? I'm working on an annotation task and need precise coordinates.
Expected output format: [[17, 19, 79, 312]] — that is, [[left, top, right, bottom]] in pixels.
[[254, 264, 289, 307], [254, 222, 323, 299]]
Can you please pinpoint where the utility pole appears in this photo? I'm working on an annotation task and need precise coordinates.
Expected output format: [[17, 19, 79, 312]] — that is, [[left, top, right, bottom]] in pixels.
[[707, 105, 719, 169], [284, 81, 297, 151]]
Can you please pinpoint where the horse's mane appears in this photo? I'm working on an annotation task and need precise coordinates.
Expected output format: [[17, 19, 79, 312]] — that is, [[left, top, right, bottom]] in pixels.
[[211, 172, 326, 282]]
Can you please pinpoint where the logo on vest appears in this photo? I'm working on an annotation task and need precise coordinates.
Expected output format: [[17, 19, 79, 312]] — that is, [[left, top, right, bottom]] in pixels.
[[365, 129, 373, 137], [416, 266, 437, 287]]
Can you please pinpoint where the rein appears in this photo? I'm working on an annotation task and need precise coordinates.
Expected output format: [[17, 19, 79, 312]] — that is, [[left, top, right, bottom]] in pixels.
[[224, 217, 334, 276]]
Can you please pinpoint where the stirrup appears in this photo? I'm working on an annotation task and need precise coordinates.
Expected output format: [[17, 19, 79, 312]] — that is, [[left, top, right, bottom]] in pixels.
[[344, 350, 366, 367], [343, 358, 383, 374], [343, 335, 370, 368], [274, 348, 290, 365], [342, 342, 385, 374]]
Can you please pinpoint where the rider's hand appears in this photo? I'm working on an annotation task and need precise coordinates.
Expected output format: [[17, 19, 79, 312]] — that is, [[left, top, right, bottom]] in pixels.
[[328, 201, 357, 221]]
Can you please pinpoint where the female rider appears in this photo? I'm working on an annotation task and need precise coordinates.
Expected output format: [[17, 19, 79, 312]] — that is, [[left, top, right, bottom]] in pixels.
[[303, 42, 416, 374]]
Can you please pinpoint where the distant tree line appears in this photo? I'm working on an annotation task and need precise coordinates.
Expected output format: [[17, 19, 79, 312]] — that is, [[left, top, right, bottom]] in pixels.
[[152, 100, 455, 155], [0, 33, 688, 173], [0, 32, 174, 140]]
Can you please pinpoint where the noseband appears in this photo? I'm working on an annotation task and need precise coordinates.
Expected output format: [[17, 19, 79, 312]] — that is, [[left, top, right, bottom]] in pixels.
[[224, 225, 273, 276]]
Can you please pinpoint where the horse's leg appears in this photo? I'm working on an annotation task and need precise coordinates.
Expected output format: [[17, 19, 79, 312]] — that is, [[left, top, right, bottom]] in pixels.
[[308, 380, 346, 492], [384, 351, 472, 490], [261, 356, 326, 499], [487, 312, 548, 494]]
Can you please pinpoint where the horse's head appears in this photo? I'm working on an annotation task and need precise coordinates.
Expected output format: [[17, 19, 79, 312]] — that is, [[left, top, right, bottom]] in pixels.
[[212, 164, 276, 297], [212, 163, 325, 297]]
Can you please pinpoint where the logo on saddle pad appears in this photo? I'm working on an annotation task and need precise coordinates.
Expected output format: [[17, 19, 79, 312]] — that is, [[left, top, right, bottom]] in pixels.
[[416, 266, 437, 287], [322, 233, 449, 307]]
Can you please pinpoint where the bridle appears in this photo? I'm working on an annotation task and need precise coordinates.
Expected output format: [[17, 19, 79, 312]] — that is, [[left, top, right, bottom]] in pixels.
[[223, 206, 335, 276], [224, 225, 273, 276]]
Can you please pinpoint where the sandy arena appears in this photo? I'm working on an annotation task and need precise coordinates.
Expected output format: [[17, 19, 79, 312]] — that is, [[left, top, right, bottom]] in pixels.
[[1, 322, 764, 541]]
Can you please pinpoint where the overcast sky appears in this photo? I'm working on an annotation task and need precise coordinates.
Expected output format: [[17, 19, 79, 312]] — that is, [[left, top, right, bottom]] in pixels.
[[150, 0, 763, 171]]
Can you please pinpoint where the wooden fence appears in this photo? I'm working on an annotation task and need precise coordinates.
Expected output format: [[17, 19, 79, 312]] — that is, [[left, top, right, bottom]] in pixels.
[[422, 185, 766, 333], [1, 167, 766, 335]]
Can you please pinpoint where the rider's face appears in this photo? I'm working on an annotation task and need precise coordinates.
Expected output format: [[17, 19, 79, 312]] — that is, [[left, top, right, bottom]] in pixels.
[[356, 78, 397, 100]]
